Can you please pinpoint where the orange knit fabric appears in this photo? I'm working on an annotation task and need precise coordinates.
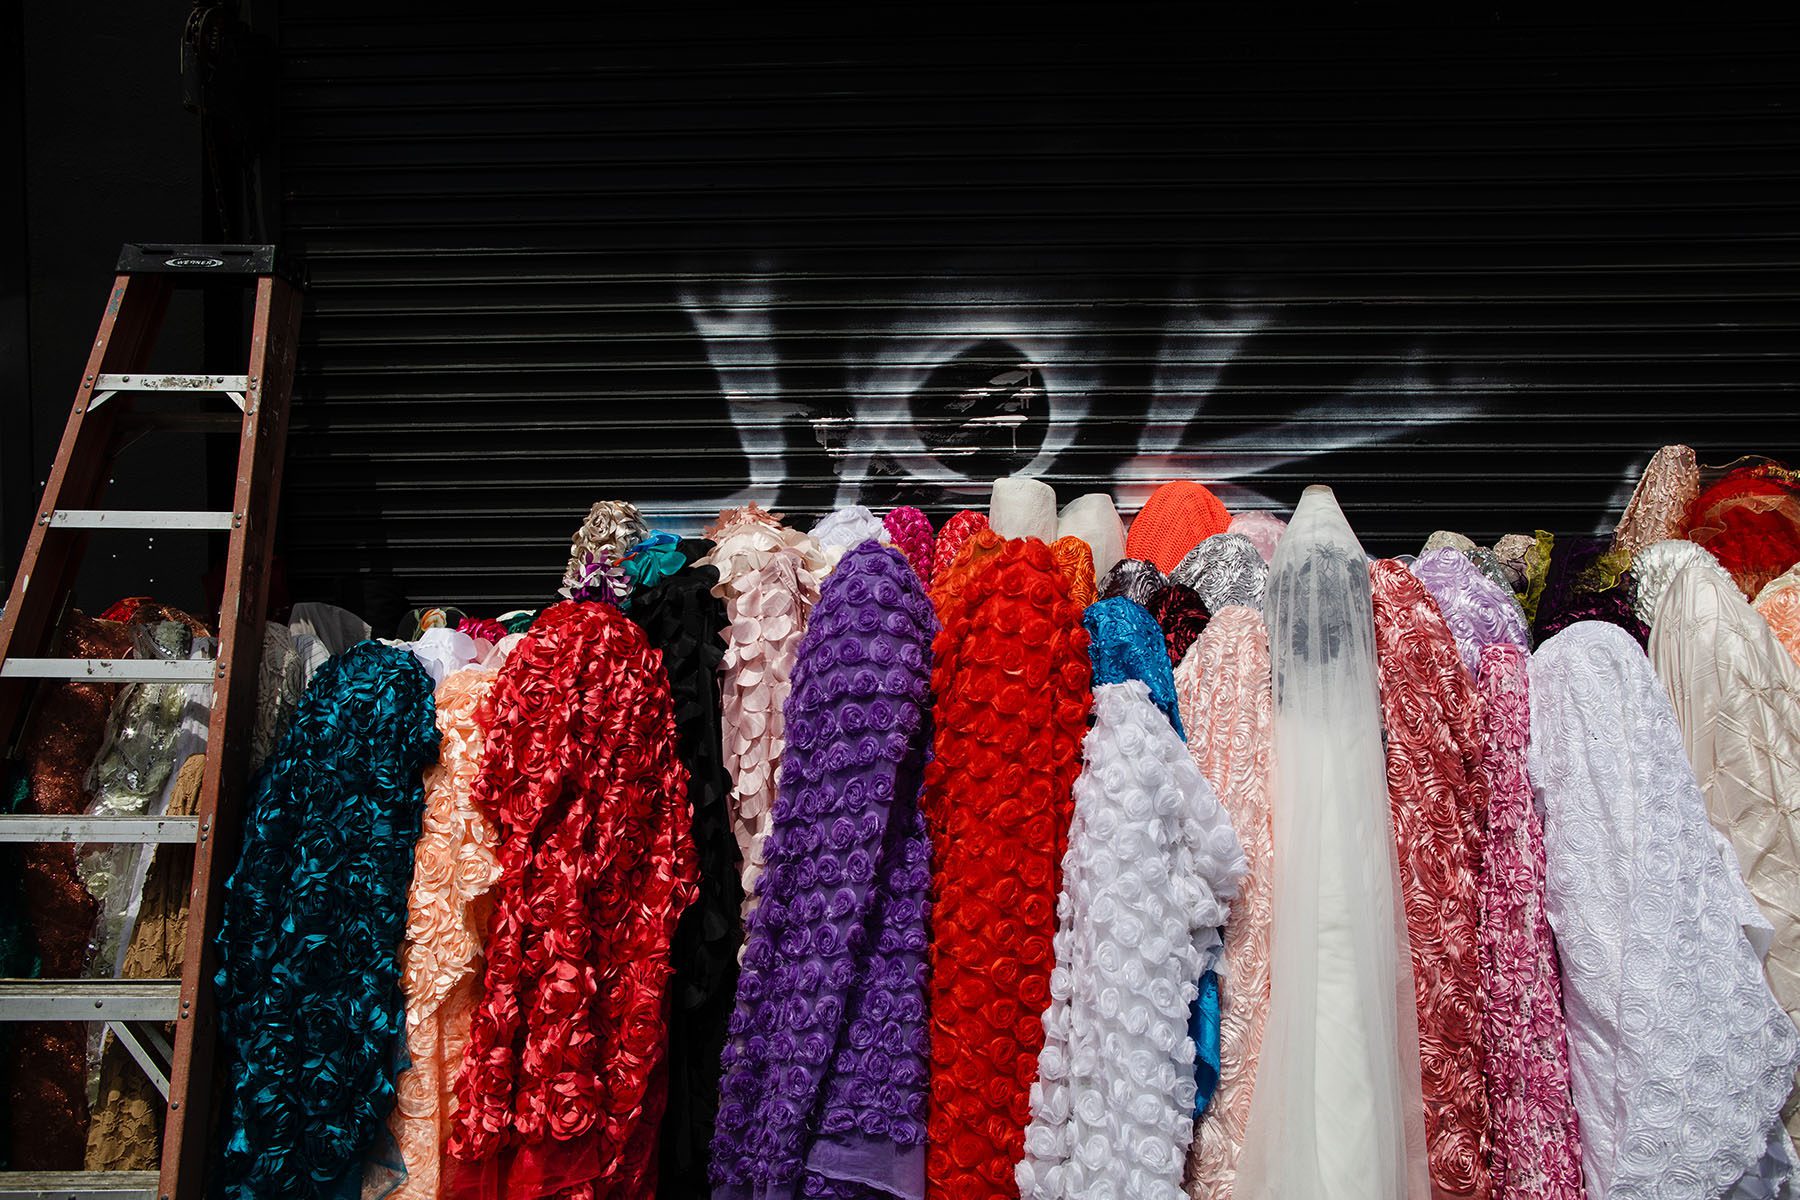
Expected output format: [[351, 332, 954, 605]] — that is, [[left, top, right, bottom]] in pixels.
[[1126, 482, 1231, 573]]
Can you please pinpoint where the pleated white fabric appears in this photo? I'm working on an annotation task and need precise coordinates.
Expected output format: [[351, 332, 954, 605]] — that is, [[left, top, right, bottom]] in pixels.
[[1234, 485, 1429, 1200]]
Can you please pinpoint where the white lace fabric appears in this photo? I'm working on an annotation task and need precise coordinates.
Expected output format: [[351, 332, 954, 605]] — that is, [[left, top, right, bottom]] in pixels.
[[1531, 620, 1800, 1199], [1018, 679, 1246, 1200]]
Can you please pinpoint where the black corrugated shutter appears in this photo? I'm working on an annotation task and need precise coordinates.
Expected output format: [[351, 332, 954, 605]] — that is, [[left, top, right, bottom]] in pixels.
[[275, 6, 1800, 612]]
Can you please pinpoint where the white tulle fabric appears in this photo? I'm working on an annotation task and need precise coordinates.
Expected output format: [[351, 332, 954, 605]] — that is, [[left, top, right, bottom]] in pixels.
[[1018, 680, 1246, 1200], [701, 507, 828, 917], [1235, 486, 1429, 1200], [1174, 606, 1274, 1200], [1631, 538, 1739, 627], [1649, 562, 1800, 1140], [1530, 621, 1800, 1200]]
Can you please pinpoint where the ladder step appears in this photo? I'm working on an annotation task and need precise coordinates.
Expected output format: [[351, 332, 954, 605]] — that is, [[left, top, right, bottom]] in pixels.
[[45, 510, 236, 531], [0, 815, 200, 844], [0, 980, 180, 1022], [93, 374, 247, 395], [0, 659, 216, 683], [0, 1170, 158, 1200]]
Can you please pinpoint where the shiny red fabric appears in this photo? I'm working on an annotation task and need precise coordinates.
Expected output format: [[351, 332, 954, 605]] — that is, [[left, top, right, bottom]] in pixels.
[[447, 601, 696, 1200], [1369, 561, 1492, 1200], [921, 540, 1092, 1200], [1686, 460, 1800, 597]]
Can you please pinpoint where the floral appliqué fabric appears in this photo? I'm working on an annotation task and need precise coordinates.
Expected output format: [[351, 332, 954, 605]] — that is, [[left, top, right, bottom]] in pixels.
[[1532, 622, 1800, 1199], [1174, 606, 1274, 1200], [1411, 548, 1531, 677], [702, 506, 827, 922], [1017, 680, 1246, 1200], [711, 543, 937, 1200], [1369, 560, 1492, 1200], [448, 602, 696, 1200], [923, 539, 1092, 1200], [1472, 645, 1584, 1200], [213, 641, 438, 1200], [1756, 566, 1800, 668], [381, 666, 502, 1200], [1083, 597, 1184, 735]]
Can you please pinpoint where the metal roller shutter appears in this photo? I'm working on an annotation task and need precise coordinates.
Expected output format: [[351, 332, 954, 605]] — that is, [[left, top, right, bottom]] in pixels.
[[275, 6, 1800, 612]]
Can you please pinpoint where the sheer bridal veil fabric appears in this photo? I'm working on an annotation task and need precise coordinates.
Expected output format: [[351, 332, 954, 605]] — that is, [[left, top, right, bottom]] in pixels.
[[1234, 487, 1429, 1200]]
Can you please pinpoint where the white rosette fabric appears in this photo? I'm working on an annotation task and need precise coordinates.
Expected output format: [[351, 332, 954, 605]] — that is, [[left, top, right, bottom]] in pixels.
[[1018, 679, 1246, 1200]]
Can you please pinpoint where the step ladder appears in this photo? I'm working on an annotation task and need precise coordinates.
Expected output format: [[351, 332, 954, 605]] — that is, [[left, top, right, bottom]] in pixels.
[[0, 244, 301, 1200]]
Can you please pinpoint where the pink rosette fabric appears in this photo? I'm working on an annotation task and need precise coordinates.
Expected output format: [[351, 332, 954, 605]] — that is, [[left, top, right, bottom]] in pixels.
[[385, 666, 504, 1200], [1174, 606, 1274, 1200], [1756, 566, 1800, 667], [884, 504, 937, 583], [1473, 645, 1585, 1200], [700, 505, 828, 917]]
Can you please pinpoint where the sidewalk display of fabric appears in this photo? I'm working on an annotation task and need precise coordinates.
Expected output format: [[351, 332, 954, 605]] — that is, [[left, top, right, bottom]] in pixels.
[[1531, 621, 1800, 1200], [710, 543, 936, 1200]]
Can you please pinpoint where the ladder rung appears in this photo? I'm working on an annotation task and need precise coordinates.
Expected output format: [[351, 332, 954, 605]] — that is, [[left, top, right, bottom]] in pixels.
[[0, 659, 217, 683], [0, 1171, 158, 1200], [0, 815, 200, 844], [0, 980, 180, 1022], [46, 510, 236, 531], [93, 374, 247, 394]]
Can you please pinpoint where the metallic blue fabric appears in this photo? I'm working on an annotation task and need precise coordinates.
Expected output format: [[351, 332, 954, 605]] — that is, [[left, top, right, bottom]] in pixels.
[[1083, 597, 1185, 736]]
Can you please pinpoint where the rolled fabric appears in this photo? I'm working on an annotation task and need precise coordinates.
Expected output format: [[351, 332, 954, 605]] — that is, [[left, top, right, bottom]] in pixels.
[[1175, 607, 1274, 1200], [1050, 535, 1097, 609], [990, 474, 1059, 542], [1530, 621, 1800, 1199], [1755, 566, 1800, 667], [1685, 459, 1800, 598], [933, 510, 990, 583], [1611, 443, 1700, 557], [1369, 561, 1491, 1200], [1172, 533, 1268, 612], [884, 505, 937, 583], [1099, 557, 1170, 611], [810, 504, 891, 574], [1083, 596, 1184, 735], [1410, 548, 1531, 677], [1126, 481, 1231, 574], [1629, 538, 1738, 627], [1227, 511, 1286, 564], [1420, 530, 1479, 557], [1473, 645, 1584, 1200], [1532, 535, 1644, 646], [1057, 493, 1127, 577], [1151, 584, 1210, 669], [563, 499, 648, 597], [1234, 487, 1429, 1200], [1649, 561, 1800, 1140]]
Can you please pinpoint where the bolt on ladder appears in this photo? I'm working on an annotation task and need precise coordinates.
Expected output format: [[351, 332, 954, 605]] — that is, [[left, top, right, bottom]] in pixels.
[[0, 244, 301, 1200]]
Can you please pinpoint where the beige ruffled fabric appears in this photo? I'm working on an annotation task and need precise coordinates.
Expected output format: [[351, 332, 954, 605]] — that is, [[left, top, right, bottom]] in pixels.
[[562, 499, 647, 594], [83, 754, 204, 1172], [1756, 566, 1800, 668], [381, 666, 502, 1200], [1612, 444, 1700, 557], [701, 505, 827, 917]]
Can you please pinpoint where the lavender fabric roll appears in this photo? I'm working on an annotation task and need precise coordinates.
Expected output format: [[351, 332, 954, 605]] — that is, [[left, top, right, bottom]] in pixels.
[[711, 542, 938, 1200], [1410, 548, 1531, 677]]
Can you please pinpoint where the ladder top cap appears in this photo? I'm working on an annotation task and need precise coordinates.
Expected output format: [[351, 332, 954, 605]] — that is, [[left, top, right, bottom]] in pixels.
[[116, 243, 303, 289]]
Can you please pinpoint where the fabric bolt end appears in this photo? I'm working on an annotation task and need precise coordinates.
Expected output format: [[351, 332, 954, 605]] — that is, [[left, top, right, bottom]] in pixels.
[[1126, 482, 1232, 574], [1057, 492, 1127, 577], [1612, 444, 1700, 557], [1171, 533, 1268, 613], [1226, 511, 1286, 564], [884, 505, 937, 584], [1685, 459, 1800, 598], [1099, 558, 1170, 611], [1410, 548, 1531, 676], [1049, 535, 1097, 610], [1754, 566, 1800, 668], [1151, 584, 1210, 669], [932, 510, 991, 587], [990, 474, 1060, 542]]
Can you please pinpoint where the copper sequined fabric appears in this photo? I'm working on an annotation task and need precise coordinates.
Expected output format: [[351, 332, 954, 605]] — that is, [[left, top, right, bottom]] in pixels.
[[83, 754, 205, 1172], [6, 613, 133, 1169]]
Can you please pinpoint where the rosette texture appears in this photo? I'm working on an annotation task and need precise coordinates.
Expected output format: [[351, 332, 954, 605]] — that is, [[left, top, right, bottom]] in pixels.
[[563, 500, 648, 597], [1756, 566, 1800, 668], [447, 601, 696, 1200], [1531, 622, 1800, 1199], [1611, 443, 1699, 556], [632, 542, 745, 1197], [1649, 561, 1800, 1139], [1226, 511, 1285, 564], [1411, 548, 1531, 677], [213, 640, 438, 1200], [702, 506, 827, 920], [1050, 535, 1097, 609], [1174, 607, 1274, 1200], [811, 504, 891, 574], [923, 539, 1092, 1200], [1472, 645, 1584, 1200], [710, 542, 937, 1200], [1099, 557, 1169, 610], [1083, 597, 1184, 735], [383, 666, 503, 1200], [1369, 560, 1492, 1200], [1172, 533, 1268, 612], [1630, 538, 1738, 627], [884, 505, 937, 583], [1017, 680, 1246, 1200], [931, 510, 989, 582], [1151, 585, 1210, 668]]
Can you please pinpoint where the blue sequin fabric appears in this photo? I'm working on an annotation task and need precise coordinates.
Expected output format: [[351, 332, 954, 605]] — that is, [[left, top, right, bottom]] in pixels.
[[213, 641, 438, 1200], [1083, 597, 1185, 736]]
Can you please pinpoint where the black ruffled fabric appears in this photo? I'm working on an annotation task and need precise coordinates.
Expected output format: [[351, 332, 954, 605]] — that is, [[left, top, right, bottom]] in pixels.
[[637, 538, 745, 1198]]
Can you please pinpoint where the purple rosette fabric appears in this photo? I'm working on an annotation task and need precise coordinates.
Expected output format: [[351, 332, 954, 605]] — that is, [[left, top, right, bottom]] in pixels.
[[1411, 547, 1532, 676], [710, 542, 938, 1200]]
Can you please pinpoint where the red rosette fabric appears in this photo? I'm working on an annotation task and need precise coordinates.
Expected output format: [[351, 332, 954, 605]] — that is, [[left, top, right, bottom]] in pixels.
[[446, 601, 697, 1200], [921, 539, 1092, 1200], [932, 510, 990, 585], [1369, 561, 1492, 1200]]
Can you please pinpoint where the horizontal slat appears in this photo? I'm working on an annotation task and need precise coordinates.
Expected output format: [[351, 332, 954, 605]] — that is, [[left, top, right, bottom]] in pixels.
[[0, 816, 200, 844], [47, 510, 236, 531], [0, 1171, 158, 1200], [0, 659, 217, 682], [93, 373, 247, 394], [0, 980, 180, 1022]]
